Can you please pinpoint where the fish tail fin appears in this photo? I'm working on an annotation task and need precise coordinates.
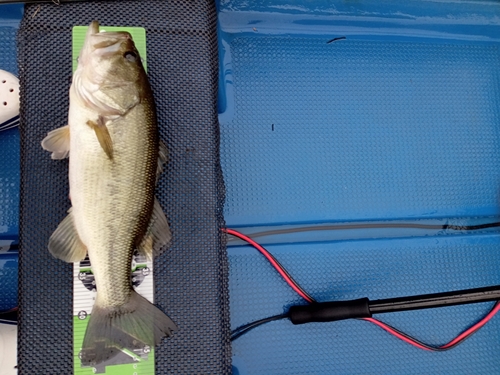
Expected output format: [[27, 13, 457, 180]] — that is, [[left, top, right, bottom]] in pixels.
[[80, 290, 177, 365]]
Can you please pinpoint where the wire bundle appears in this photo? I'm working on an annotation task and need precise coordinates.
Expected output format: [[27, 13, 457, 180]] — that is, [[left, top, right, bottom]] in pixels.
[[224, 228, 500, 350]]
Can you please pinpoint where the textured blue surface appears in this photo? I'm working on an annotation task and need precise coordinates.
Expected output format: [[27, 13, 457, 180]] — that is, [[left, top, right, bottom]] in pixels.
[[0, 252, 18, 311], [221, 37, 500, 226], [0, 14, 20, 239], [218, 1, 500, 374], [0, 4, 23, 311]]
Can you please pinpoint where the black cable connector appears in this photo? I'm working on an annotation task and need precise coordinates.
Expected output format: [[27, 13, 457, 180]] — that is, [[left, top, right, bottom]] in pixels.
[[289, 298, 371, 324]]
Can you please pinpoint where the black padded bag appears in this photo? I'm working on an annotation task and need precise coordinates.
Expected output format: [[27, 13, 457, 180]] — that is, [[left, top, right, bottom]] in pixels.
[[17, 1, 230, 373]]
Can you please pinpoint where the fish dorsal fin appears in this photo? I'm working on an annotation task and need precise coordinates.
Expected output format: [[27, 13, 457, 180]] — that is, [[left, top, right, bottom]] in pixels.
[[41, 125, 70, 159], [48, 208, 88, 262], [87, 116, 113, 159], [156, 140, 169, 181], [137, 198, 171, 260]]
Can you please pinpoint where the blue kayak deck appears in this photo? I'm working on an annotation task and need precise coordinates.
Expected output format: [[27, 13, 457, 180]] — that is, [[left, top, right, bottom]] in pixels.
[[218, 1, 500, 374], [0, 5, 21, 313]]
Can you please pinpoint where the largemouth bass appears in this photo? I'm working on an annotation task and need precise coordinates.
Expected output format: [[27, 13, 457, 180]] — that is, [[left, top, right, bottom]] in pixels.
[[41, 21, 176, 365]]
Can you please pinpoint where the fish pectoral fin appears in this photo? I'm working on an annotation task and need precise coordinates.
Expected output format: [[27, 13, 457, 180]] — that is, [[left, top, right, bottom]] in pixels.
[[41, 125, 70, 159], [87, 117, 113, 159], [137, 198, 171, 260], [156, 140, 169, 182], [48, 208, 87, 262]]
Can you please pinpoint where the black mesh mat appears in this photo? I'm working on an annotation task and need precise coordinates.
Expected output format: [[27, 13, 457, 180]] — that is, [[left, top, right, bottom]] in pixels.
[[17, 1, 230, 374]]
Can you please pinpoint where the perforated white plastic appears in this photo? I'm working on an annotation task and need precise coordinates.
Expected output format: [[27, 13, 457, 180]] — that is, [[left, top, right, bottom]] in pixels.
[[0, 70, 19, 128]]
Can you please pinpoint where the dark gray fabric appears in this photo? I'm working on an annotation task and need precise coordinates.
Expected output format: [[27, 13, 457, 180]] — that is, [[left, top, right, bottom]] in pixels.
[[17, 1, 230, 373]]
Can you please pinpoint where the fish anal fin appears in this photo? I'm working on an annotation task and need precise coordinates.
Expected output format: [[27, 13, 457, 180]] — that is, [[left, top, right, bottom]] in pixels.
[[48, 208, 87, 262], [41, 125, 70, 159], [87, 116, 113, 159], [137, 198, 171, 261], [156, 140, 169, 180]]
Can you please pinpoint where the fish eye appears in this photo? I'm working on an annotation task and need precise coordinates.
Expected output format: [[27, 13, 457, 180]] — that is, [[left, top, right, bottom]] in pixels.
[[124, 51, 138, 63]]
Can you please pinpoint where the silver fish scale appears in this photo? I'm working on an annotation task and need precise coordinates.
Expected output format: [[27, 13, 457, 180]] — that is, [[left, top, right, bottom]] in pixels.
[[79, 101, 158, 308]]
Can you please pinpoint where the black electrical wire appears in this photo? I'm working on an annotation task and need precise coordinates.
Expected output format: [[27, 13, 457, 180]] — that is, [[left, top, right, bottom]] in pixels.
[[369, 285, 500, 314], [231, 313, 289, 341], [446, 222, 500, 230], [243, 221, 500, 239]]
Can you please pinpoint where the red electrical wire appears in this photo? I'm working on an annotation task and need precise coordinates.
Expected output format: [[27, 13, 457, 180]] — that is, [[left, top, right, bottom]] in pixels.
[[438, 301, 500, 348], [222, 228, 316, 303], [363, 317, 434, 351], [363, 301, 500, 351], [224, 227, 500, 350]]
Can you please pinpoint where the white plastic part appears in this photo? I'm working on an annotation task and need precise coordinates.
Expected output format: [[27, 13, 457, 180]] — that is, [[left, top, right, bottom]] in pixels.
[[0, 323, 17, 375], [0, 70, 20, 124]]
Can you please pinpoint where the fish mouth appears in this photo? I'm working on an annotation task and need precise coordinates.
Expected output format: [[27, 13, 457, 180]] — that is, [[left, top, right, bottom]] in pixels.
[[87, 20, 131, 41], [82, 21, 133, 59]]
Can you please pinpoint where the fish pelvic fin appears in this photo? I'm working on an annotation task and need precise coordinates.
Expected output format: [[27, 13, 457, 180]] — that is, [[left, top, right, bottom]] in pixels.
[[80, 290, 177, 366], [87, 116, 113, 159], [41, 125, 70, 159], [48, 207, 87, 262], [137, 197, 172, 261]]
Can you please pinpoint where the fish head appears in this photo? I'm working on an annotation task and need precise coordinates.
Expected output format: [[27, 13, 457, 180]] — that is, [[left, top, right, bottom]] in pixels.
[[74, 21, 147, 116]]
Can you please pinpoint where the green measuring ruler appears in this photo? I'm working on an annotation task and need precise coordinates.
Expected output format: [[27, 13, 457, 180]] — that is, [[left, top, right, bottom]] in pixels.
[[71, 25, 155, 375]]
